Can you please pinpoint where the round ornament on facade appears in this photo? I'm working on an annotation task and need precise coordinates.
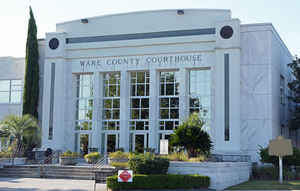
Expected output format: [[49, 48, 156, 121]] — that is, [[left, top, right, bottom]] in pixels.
[[220, 26, 234, 39], [49, 38, 59, 50]]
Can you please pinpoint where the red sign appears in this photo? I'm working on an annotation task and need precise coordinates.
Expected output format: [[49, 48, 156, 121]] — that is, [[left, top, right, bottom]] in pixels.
[[118, 170, 132, 182]]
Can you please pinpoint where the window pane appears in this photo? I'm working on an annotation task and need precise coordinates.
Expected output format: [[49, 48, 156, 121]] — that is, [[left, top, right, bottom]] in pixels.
[[146, 84, 150, 96], [131, 85, 136, 96], [160, 109, 169, 119], [170, 98, 179, 107], [104, 99, 112, 108], [137, 72, 145, 83], [131, 99, 140, 108], [0, 92, 9, 103], [166, 73, 174, 82], [10, 91, 21, 103], [165, 121, 174, 130], [113, 110, 120, 119], [141, 109, 149, 119], [113, 99, 120, 108], [137, 85, 145, 96], [11, 85, 22, 91], [131, 109, 139, 119], [166, 84, 174, 95], [160, 98, 169, 107], [109, 85, 117, 96], [141, 98, 149, 108], [160, 84, 165, 96], [11, 80, 22, 86], [0, 80, 10, 91], [136, 122, 144, 130], [170, 109, 179, 119], [104, 110, 111, 119]]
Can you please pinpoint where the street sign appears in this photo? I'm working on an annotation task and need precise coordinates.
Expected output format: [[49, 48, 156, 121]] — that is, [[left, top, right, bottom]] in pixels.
[[269, 136, 293, 157], [160, 139, 168, 155], [268, 136, 293, 184], [118, 170, 133, 182]]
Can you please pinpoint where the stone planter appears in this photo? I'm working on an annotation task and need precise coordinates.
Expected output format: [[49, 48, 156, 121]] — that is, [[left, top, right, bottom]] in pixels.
[[59, 157, 78, 165], [168, 161, 252, 190], [0, 157, 26, 166]]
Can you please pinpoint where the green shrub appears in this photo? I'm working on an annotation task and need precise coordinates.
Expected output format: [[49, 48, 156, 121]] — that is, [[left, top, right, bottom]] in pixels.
[[251, 166, 296, 180], [60, 150, 79, 158], [129, 153, 169, 174], [107, 174, 210, 190], [84, 152, 101, 164], [170, 113, 213, 157], [109, 151, 129, 159], [259, 146, 300, 167], [110, 162, 129, 169], [165, 151, 189, 161], [0, 151, 12, 158]]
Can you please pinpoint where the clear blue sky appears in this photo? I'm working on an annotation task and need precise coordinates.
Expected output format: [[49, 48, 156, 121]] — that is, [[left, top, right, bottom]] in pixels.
[[0, 0, 299, 57]]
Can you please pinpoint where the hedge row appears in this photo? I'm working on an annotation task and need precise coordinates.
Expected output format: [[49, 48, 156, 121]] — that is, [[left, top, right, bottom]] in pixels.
[[107, 174, 210, 190]]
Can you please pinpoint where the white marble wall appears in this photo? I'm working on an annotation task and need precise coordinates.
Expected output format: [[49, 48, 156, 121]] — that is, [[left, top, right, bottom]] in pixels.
[[168, 161, 251, 190], [240, 24, 293, 161]]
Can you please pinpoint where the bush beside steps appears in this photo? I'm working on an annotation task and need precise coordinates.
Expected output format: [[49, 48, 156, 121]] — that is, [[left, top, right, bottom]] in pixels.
[[107, 174, 210, 190]]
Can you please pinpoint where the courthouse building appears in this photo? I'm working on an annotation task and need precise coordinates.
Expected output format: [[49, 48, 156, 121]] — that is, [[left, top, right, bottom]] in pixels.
[[0, 9, 296, 161]]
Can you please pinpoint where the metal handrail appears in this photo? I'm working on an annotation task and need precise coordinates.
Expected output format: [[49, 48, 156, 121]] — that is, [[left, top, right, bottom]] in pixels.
[[38, 152, 60, 178], [93, 154, 108, 169]]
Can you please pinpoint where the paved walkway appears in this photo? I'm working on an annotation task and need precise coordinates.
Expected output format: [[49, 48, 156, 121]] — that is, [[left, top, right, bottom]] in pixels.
[[0, 178, 107, 191]]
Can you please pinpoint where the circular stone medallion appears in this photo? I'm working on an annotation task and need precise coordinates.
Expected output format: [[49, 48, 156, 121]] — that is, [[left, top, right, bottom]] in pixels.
[[220, 26, 234, 39], [49, 38, 59, 50]]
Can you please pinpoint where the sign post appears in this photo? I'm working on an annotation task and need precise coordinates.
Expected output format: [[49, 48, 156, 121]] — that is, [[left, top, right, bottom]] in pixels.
[[160, 139, 169, 155], [268, 136, 293, 184]]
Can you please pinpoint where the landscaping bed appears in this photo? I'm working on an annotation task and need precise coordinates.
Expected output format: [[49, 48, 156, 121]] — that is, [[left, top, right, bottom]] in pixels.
[[107, 174, 210, 190]]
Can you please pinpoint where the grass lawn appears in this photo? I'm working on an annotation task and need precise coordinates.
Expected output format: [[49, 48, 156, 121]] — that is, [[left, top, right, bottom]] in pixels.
[[226, 180, 300, 190]]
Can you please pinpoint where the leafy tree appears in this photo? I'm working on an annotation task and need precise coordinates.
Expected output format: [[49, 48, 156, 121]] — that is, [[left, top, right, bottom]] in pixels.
[[170, 113, 213, 157], [288, 58, 300, 145], [22, 6, 39, 119], [0, 115, 40, 157]]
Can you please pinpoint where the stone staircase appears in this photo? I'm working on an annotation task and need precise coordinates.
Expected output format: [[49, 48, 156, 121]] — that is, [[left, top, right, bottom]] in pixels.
[[0, 165, 116, 181]]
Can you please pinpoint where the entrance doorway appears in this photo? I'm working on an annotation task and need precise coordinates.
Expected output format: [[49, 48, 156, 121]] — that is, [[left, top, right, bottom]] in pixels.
[[79, 134, 89, 156], [102, 133, 119, 153], [130, 133, 148, 153], [107, 134, 117, 153]]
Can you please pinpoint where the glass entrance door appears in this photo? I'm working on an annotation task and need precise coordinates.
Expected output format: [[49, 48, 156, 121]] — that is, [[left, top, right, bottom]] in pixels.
[[79, 134, 89, 156], [107, 134, 116, 153], [135, 134, 145, 153], [130, 133, 148, 153], [104, 133, 119, 153]]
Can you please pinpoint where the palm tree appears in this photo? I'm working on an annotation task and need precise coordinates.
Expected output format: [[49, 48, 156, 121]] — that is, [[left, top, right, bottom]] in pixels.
[[0, 115, 40, 158]]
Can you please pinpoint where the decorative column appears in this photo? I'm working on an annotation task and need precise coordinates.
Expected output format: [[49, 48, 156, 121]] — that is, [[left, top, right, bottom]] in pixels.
[[179, 68, 189, 122], [119, 71, 129, 151], [149, 69, 159, 151], [91, 72, 100, 149]]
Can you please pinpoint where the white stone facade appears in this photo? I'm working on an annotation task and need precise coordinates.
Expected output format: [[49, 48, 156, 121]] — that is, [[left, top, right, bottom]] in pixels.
[[168, 161, 252, 190], [0, 9, 295, 161]]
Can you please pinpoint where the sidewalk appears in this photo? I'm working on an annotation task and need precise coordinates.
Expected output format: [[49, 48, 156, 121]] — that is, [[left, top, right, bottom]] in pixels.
[[0, 177, 107, 191]]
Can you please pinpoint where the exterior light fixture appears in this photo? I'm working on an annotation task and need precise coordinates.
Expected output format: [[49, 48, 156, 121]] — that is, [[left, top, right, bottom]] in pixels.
[[177, 10, 184, 15], [81, 19, 89, 24]]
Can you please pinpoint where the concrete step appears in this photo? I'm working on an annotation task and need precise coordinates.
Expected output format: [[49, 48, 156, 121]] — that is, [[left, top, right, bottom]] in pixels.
[[0, 165, 116, 181]]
